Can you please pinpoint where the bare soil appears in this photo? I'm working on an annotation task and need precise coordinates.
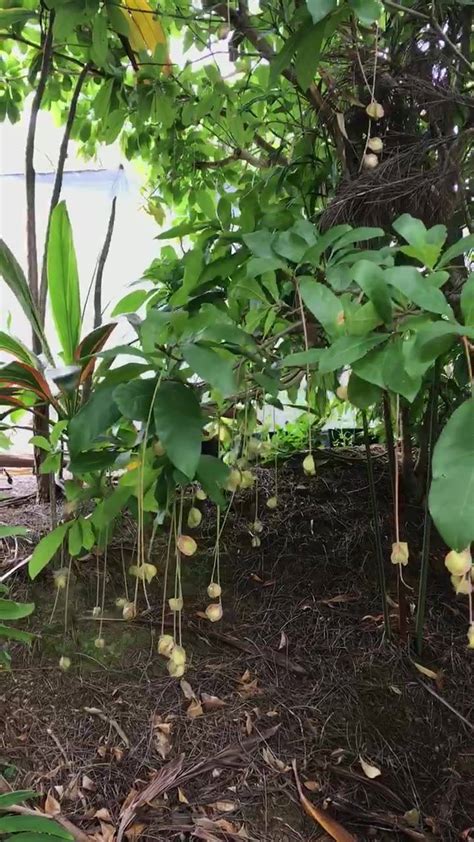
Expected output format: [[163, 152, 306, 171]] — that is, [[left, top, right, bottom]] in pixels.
[[1, 455, 473, 841]]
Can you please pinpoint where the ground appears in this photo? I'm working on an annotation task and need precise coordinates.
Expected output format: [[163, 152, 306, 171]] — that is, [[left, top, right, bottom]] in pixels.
[[1, 456, 473, 842]]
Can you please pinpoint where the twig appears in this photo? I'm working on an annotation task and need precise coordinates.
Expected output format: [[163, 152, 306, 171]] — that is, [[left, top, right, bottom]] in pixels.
[[83, 706, 130, 746], [417, 679, 474, 732], [94, 196, 118, 329]]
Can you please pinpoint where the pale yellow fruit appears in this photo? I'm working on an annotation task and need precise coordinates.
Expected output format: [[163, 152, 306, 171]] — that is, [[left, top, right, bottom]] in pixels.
[[303, 454, 316, 476], [53, 568, 68, 590], [247, 437, 261, 457], [363, 153, 379, 169], [205, 602, 223, 622], [336, 385, 348, 401], [92, 606, 101, 618], [169, 644, 186, 666], [168, 659, 185, 678], [158, 634, 175, 658], [468, 625, 474, 649], [187, 507, 202, 529], [266, 496, 278, 510], [195, 488, 207, 501], [153, 440, 165, 456], [450, 575, 472, 595], [207, 582, 222, 599], [251, 535, 261, 548], [253, 519, 263, 534], [59, 656, 71, 671], [122, 601, 137, 621], [225, 468, 242, 492], [391, 542, 409, 566], [177, 535, 197, 556], [240, 470, 255, 489], [366, 100, 384, 120], [168, 596, 183, 612], [129, 563, 157, 583], [445, 549, 472, 577], [115, 597, 127, 609], [368, 136, 383, 153], [94, 637, 106, 649]]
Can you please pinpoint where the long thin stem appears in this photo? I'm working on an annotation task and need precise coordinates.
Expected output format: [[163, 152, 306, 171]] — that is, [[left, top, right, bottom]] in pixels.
[[362, 411, 391, 638], [415, 362, 440, 656]]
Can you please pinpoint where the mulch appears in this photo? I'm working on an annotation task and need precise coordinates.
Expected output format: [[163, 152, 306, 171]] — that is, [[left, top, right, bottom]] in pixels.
[[1, 455, 473, 841]]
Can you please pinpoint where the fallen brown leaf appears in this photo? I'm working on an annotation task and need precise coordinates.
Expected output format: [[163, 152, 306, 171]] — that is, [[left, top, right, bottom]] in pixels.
[[82, 774, 96, 792], [95, 808, 113, 822], [180, 679, 196, 701], [359, 756, 381, 779], [187, 699, 204, 719], [262, 746, 290, 774], [210, 801, 237, 813], [292, 760, 356, 842], [303, 780, 320, 792], [44, 792, 61, 815], [124, 824, 145, 842], [244, 712, 253, 736], [201, 693, 225, 711]]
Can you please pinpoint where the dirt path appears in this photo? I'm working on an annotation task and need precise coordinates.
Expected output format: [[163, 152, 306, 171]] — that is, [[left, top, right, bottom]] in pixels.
[[1, 458, 473, 840]]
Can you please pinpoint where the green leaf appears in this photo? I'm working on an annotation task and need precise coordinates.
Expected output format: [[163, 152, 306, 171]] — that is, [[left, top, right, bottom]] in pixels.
[[436, 233, 474, 268], [295, 19, 327, 89], [113, 379, 157, 421], [29, 522, 70, 580], [299, 277, 342, 338], [384, 267, 453, 318], [303, 225, 351, 266], [0, 791, 37, 810], [0, 525, 29, 539], [0, 241, 49, 359], [29, 435, 51, 452], [393, 215, 447, 268], [47, 202, 81, 365], [270, 19, 309, 81], [0, 8, 36, 27], [68, 384, 121, 456], [345, 301, 383, 335], [0, 598, 34, 620], [182, 345, 237, 398], [347, 373, 381, 409], [196, 455, 230, 507], [0, 624, 34, 644], [382, 339, 421, 401], [407, 321, 459, 376], [111, 290, 149, 316], [318, 334, 387, 374], [306, 0, 337, 24], [91, 10, 108, 66], [352, 260, 392, 325], [68, 521, 83, 557], [242, 230, 276, 260], [273, 230, 308, 263], [331, 226, 384, 251], [349, 0, 382, 24], [352, 345, 387, 388], [429, 398, 474, 551], [93, 78, 114, 120], [0, 332, 36, 366], [461, 272, 474, 326], [0, 816, 72, 839], [280, 349, 322, 368], [154, 382, 203, 480]]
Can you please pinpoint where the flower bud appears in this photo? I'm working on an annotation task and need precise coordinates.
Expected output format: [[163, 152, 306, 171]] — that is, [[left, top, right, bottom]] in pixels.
[[303, 454, 316, 476], [391, 542, 409, 566], [266, 496, 278, 510], [168, 596, 183, 612], [94, 637, 106, 649], [207, 582, 222, 599], [445, 549, 472, 577], [59, 656, 71, 671], [158, 634, 175, 658], [205, 603, 223, 622], [187, 507, 202, 529]]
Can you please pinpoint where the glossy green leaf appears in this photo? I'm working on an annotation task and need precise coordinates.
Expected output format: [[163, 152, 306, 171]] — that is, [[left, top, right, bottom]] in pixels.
[[29, 435, 51, 452], [352, 260, 392, 325], [345, 301, 383, 335], [91, 11, 108, 65], [0, 241, 50, 360], [347, 373, 382, 409], [0, 598, 34, 620], [384, 267, 452, 317], [68, 384, 121, 456], [0, 624, 34, 644], [0, 8, 36, 26], [113, 379, 157, 421], [29, 522, 71, 580], [349, 0, 382, 24], [0, 332, 36, 366], [0, 791, 37, 810], [331, 226, 384, 251], [47, 202, 81, 364], [0, 525, 29, 539], [182, 344, 237, 397], [0, 815, 72, 839], [299, 277, 342, 338], [111, 290, 149, 316], [196, 455, 230, 507], [273, 230, 308, 263], [429, 398, 474, 551], [382, 339, 422, 401], [393, 215, 447, 268], [437, 233, 474, 268], [306, 0, 337, 24], [295, 20, 327, 89], [461, 272, 474, 326], [280, 349, 322, 368], [68, 521, 83, 557], [319, 334, 387, 373], [154, 382, 203, 479]]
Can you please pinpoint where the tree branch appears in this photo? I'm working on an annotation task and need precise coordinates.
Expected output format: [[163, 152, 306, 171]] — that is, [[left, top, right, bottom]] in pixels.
[[39, 63, 89, 322], [25, 12, 54, 352], [94, 196, 117, 328]]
